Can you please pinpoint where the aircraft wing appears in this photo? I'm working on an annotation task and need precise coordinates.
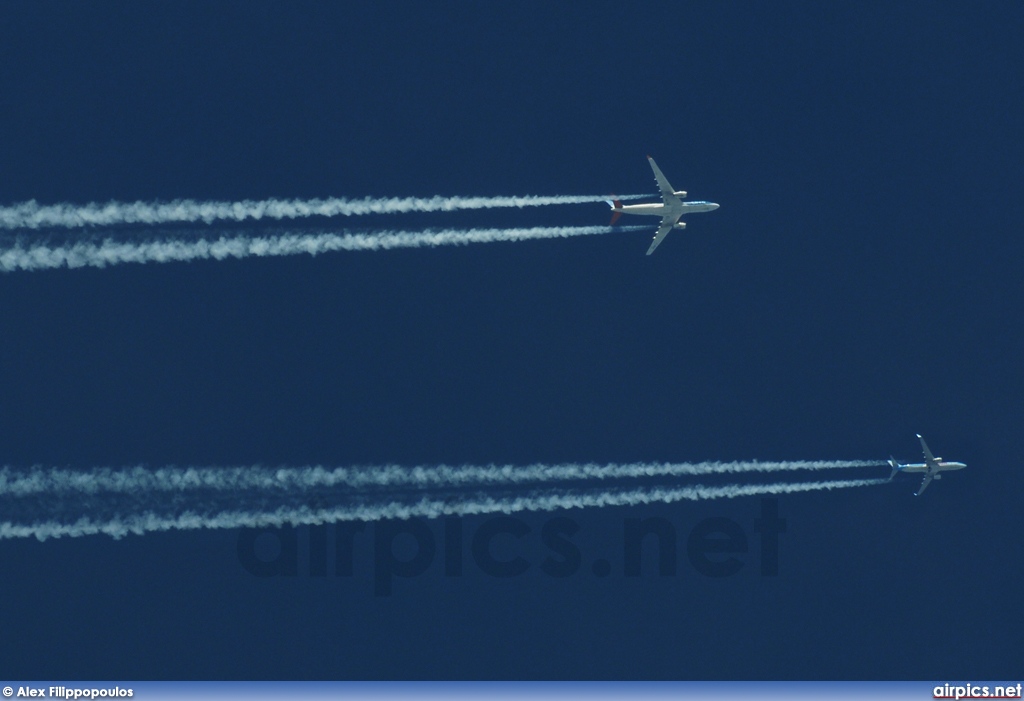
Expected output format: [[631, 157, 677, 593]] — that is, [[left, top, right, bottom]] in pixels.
[[646, 217, 675, 255], [917, 434, 938, 465], [915, 471, 935, 496], [647, 156, 677, 198]]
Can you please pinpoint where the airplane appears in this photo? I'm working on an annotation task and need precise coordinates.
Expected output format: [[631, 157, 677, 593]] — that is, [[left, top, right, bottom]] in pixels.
[[888, 433, 966, 496], [607, 156, 719, 255]]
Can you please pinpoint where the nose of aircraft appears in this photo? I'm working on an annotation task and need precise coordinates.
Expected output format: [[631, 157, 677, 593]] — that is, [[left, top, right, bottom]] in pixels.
[[710, 203, 720, 210]]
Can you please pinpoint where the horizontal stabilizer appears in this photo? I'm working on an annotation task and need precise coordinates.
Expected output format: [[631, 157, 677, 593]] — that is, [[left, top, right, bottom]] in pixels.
[[607, 198, 623, 226]]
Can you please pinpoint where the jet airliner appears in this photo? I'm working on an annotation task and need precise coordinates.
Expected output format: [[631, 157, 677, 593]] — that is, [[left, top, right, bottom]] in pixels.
[[888, 434, 966, 496], [607, 156, 719, 255]]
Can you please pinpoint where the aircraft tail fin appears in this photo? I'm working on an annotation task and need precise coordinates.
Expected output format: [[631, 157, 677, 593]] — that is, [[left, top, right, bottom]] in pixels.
[[606, 197, 623, 226], [888, 457, 900, 481]]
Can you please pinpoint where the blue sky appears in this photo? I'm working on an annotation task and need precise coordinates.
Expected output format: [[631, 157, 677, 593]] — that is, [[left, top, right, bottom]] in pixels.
[[0, 1, 1021, 679]]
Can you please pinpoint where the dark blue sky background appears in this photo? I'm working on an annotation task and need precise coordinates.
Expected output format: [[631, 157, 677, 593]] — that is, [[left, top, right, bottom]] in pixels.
[[0, 1, 1022, 680]]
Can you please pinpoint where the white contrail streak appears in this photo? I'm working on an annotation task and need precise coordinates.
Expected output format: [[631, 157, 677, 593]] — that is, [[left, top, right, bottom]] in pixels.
[[0, 225, 643, 272], [0, 460, 883, 496], [0, 194, 645, 230], [0, 478, 888, 541]]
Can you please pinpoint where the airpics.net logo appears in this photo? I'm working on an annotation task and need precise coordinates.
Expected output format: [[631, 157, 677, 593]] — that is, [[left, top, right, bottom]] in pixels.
[[236, 497, 786, 595], [934, 683, 1023, 699]]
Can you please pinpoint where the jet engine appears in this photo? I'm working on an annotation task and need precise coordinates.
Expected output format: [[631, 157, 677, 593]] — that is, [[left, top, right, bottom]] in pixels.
[[673, 190, 687, 197], [674, 221, 687, 229]]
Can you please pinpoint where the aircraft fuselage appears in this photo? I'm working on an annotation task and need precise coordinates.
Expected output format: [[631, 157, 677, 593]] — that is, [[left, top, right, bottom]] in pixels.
[[895, 461, 966, 473], [616, 201, 720, 217]]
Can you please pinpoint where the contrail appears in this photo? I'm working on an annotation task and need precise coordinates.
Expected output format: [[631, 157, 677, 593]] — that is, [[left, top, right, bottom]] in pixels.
[[0, 225, 644, 272], [0, 194, 646, 230], [0, 460, 883, 496], [0, 478, 888, 541]]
